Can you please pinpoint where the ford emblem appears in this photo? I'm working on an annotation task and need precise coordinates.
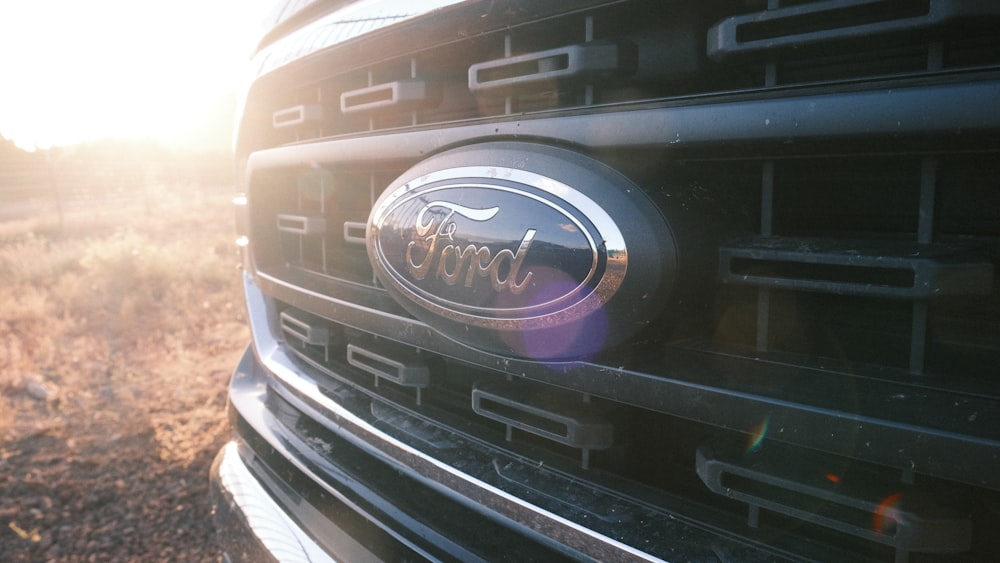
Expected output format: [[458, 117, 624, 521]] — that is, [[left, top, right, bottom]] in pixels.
[[368, 142, 676, 359]]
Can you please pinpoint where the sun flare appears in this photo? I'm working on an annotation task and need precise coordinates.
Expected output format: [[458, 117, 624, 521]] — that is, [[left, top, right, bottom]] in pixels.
[[0, 0, 269, 151]]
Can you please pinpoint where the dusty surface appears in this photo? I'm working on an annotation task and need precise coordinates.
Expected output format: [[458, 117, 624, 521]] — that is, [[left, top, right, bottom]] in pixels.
[[0, 189, 248, 561]]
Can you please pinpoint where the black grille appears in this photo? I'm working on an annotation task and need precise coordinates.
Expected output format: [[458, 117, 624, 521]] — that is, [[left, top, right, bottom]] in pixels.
[[252, 166, 388, 286], [251, 152, 1000, 383], [239, 0, 1000, 149], [241, 0, 1000, 560]]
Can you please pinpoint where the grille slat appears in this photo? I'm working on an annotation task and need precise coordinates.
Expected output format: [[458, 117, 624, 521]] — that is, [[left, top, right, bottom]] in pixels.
[[250, 0, 1000, 146]]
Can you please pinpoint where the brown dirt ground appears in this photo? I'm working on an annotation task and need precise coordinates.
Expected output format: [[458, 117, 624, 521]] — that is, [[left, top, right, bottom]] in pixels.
[[0, 188, 248, 561]]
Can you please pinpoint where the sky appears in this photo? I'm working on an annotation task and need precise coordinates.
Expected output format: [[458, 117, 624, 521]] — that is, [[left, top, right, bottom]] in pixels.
[[0, 0, 273, 152]]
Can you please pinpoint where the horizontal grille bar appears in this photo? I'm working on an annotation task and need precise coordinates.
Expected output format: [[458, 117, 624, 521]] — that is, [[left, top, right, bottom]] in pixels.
[[720, 237, 994, 299], [696, 441, 972, 555], [247, 80, 1000, 165]]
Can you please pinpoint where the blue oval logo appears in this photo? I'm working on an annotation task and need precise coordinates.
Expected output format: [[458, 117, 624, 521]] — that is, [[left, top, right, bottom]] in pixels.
[[371, 170, 624, 328], [367, 143, 675, 360]]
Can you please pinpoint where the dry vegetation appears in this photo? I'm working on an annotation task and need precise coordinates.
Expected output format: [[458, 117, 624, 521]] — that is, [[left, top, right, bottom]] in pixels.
[[0, 187, 248, 561]]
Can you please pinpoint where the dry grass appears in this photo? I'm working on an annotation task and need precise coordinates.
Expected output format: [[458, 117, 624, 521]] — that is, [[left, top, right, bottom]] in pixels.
[[0, 187, 248, 440], [0, 185, 249, 560]]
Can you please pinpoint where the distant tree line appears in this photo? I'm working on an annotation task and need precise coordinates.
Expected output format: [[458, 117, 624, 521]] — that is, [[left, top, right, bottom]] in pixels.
[[0, 135, 235, 205]]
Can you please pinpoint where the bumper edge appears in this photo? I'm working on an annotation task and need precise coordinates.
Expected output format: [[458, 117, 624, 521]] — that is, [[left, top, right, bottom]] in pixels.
[[210, 441, 335, 563]]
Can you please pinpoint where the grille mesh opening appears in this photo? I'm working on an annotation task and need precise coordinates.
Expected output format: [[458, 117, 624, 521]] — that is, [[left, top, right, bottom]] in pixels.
[[730, 258, 916, 289], [735, 1, 931, 44]]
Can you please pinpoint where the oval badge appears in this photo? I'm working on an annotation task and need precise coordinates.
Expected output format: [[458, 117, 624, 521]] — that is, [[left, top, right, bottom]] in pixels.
[[368, 143, 676, 359]]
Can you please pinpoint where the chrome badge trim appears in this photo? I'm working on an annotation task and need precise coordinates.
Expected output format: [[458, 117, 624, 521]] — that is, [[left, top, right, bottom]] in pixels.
[[370, 166, 627, 331]]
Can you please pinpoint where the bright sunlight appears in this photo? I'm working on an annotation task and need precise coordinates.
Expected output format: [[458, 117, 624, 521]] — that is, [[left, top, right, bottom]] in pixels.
[[0, 0, 271, 151]]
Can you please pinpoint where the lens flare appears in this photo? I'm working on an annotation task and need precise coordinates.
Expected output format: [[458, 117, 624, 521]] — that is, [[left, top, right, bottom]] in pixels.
[[500, 268, 610, 362], [746, 416, 770, 454], [873, 492, 902, 534]]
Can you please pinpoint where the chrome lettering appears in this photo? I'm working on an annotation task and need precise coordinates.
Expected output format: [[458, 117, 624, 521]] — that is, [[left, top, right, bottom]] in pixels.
[[404, 201, 534, 294]]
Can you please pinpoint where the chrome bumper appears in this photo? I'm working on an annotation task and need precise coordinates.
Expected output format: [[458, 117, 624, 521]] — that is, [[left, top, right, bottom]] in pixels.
[[210, 441, 335, 563]]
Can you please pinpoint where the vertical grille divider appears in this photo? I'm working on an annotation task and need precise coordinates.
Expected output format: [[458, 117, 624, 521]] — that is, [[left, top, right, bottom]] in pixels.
[[584, 16, 595, 106], [757, 160, 775, 352], [410, 58, 420, 126], [371, 172, 379, 288], [928, 41, 944, 71], [367, 70, 375, 132], [503, 35, 516, 115], [297, 173, 304, 265], [320, 170, 328, 273], [911, 157, 938, 375], [317, 87, 325, 139], [765, 0, 781, 87], [757, 1, 780, 355]]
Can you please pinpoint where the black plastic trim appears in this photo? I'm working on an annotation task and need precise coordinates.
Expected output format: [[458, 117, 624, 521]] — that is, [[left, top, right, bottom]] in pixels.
[[251, 270, 1000, 493], [240, 273, 801, 561], [708, 0, 1000, 62], [720, 237, 994, 299], [245, 78, 1000, 169]]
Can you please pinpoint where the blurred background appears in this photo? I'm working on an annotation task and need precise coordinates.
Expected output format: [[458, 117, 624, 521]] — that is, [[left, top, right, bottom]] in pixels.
[[1, 0, 271, 212]]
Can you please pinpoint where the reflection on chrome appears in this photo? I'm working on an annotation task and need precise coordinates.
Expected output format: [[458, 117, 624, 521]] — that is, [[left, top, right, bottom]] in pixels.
[[216, 442, 334, 563]]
